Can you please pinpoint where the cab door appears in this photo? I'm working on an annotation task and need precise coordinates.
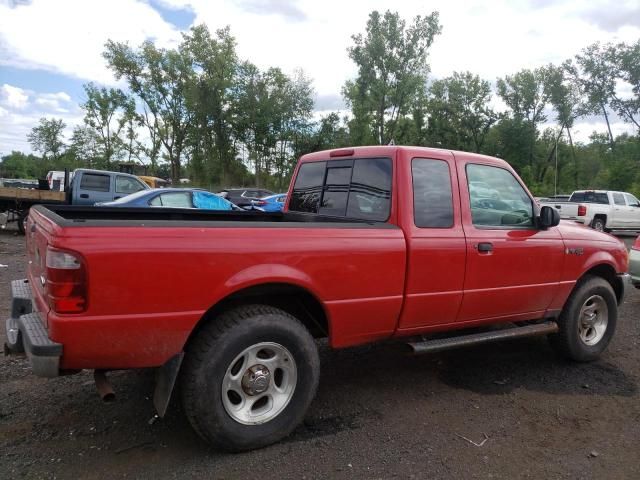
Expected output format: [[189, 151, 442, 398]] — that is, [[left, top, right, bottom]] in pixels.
[[396, 151, 467, 331], [73, 172, 113, 205], [456, 157, 565, 323], [623, 193, 640, 228], [611, 192, 628, 228]]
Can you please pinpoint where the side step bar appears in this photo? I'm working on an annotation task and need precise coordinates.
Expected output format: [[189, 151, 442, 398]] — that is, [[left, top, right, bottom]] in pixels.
[[406, 321, 558, 355]]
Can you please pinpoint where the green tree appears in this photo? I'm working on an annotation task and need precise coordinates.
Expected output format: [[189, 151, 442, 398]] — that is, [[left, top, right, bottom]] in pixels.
[[610, 41, 640, 131], [81, 83, 136, 167], [426, 71, 497, 152], [496, 67, 552, 175], [343, 10, 442, 145], [183, 25, 239, 186], [27, 117, 66, 163], [566, 43, 618, 149], [0, 151, 43, 178], [68, 125, 100, 166], [104, 37, 195, 183]]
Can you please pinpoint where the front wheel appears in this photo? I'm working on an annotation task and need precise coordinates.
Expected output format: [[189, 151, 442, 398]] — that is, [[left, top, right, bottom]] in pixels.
[[17, 209, 27, 235], [181, 305, 320, 451], [548, 275, 617, 362]]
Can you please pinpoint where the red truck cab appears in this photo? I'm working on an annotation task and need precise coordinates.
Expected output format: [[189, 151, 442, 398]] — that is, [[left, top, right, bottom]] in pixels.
[[5, 146, 631, 451]]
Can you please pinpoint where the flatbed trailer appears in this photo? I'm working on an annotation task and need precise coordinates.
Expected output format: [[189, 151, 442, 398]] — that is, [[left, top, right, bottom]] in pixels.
[[0, 186, 66, 233]]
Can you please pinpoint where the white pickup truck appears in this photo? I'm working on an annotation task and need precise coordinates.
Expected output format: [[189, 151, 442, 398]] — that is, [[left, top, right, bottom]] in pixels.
[[539, 190, 640, 232]]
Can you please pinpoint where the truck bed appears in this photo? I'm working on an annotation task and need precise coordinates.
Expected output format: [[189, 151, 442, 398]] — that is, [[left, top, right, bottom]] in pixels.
[[36, 204, 392, 228]]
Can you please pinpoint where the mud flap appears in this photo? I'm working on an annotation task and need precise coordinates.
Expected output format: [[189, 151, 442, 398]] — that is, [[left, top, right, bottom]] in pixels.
[[153, 352, 184, 418]]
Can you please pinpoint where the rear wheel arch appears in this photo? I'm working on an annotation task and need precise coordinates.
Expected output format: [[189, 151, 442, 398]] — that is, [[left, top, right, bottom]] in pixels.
[[184, 282, 330, 351]]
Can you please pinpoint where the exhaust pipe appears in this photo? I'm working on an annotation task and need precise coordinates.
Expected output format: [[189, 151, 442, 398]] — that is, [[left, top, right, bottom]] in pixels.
[[94, 370, 115, 402]]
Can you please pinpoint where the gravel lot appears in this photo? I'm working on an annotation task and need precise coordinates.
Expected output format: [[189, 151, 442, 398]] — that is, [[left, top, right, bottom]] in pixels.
[[1, 226, 639, 480]]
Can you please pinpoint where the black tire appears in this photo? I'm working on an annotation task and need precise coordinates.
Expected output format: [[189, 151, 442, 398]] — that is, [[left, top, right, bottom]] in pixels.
[[548, 275, 617, 362], [181, 304, 320, 452], [591, 217, 606, 232], [17, 210, 27, 235]]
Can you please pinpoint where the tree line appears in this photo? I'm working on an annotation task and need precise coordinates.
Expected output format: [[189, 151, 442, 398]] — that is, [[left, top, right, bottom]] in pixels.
[[1, 10, 639, 196]]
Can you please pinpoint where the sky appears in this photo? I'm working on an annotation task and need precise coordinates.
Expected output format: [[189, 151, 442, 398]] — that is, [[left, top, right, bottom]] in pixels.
[[0, 0, 639, 156]]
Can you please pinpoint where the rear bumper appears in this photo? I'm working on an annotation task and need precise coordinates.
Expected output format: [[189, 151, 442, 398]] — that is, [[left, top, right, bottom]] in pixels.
[[4, 279, 62, 377]]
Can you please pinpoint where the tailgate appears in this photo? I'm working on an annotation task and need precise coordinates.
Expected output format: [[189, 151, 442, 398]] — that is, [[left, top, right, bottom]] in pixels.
[[25, 211, 52, 323], [544, 202, 580, 219]]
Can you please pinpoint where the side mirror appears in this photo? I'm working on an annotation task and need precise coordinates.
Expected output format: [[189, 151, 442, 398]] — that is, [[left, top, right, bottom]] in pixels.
[[539, 205, 560, 229]]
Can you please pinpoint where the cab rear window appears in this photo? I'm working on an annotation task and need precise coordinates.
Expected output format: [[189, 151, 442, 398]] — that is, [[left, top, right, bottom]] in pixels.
[[569, 192, 609, 204], [289, 158, 392, 221]]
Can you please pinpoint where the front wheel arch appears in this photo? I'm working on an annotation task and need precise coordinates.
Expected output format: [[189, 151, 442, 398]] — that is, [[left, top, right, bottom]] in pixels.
[[549, 274, 617, 362]]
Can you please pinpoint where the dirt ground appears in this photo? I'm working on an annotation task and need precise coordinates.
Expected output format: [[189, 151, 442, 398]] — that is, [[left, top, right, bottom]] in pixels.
[[1, 225, 639, 480]]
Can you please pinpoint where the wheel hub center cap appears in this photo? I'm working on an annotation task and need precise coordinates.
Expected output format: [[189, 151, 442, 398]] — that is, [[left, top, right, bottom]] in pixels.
[[583, 312, 597, 327], [241, 364, 271, 396]]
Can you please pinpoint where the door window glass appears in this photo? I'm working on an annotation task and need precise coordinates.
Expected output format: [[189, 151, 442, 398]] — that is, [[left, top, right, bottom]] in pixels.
[[79, 173, 110, 192], [467, 164, 534, 228], [412, 159, 454, 228], [624, 193, 640, 207], [116, 176, 146, 194]]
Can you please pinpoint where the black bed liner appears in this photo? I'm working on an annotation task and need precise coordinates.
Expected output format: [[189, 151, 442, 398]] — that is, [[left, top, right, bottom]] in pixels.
[[33, 204, 396, 229]]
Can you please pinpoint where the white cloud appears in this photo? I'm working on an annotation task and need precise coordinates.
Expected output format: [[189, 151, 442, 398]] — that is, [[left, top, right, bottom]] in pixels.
[[0, 84, 29, 109], [0, 84, 82, 155], [1, 0, 639, 154], [0, 0, 182, 84]]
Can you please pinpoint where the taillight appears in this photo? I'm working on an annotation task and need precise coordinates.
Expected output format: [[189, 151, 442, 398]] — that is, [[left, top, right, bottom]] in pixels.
[[254, 200, 267, 206], [45, 247, 87, 313], [577, 204, 587, 216]]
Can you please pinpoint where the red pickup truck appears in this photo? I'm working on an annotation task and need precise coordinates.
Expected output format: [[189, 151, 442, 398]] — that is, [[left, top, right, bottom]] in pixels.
[[5, 146, 631, 451]]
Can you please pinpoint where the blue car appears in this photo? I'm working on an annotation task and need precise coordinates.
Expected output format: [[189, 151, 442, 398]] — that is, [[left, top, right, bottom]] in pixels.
[[252, 193, 287, 212], [97, 188, 239, 211]]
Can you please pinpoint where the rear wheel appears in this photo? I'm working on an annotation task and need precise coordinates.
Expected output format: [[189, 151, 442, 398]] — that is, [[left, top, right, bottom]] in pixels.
[[591, 217, 606, 232], [181, 305, 320, 451], [548, 275, 617, 362]]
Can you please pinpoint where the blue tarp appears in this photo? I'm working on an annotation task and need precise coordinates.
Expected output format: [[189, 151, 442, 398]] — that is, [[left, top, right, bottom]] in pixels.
[[193, 191, 232, 211]]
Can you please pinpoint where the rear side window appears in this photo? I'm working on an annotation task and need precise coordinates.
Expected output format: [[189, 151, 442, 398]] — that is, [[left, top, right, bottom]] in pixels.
[[412, 159, 454, 228], [289, 162, 327, 213], [80, 173, 110, 192], [569, 192, 609, 204]]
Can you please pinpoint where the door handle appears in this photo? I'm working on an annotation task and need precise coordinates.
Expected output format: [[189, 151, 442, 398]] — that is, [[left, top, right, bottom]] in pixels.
[[80, 194, 89, 199], [476, 242, 493, 253]]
